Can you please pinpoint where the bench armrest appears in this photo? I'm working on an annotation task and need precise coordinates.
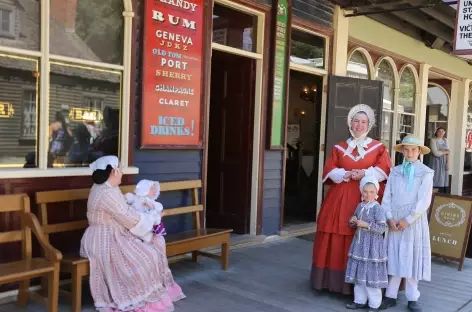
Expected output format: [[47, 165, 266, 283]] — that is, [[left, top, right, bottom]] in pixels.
[[22, 212, 63, 262]]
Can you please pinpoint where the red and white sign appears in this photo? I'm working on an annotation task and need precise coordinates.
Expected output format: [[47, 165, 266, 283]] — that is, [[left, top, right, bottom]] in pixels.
[[141, 0, 204, 148]]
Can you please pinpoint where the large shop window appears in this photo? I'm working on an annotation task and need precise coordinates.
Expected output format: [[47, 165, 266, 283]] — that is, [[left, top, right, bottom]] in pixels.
[[0, 0, 132, 176], [376, 59, 395, 151]]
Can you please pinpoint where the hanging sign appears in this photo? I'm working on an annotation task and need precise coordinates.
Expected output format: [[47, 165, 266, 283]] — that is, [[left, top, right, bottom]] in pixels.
[[269, 0, 289, 148], [428, 194, 472, 271], [141, 0, 204, 148], [453, 0, 472, 55]]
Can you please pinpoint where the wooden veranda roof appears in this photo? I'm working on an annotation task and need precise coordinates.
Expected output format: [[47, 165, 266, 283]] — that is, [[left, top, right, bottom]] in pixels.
[[328, 0, 463, 58]]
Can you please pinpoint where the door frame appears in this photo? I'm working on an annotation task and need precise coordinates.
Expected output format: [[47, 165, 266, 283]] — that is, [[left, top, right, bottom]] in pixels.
[[280, 24, 330, 228], [203, 0, 266, 235]]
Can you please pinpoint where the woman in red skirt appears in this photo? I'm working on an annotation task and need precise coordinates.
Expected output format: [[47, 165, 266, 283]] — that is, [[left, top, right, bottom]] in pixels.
[[311, 104, 392, 295]]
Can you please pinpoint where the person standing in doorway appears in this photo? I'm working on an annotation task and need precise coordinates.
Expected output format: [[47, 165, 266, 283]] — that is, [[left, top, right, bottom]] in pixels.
[[380, 135, 433, 312], [311, 104, 392, 295], [429, 127, 449, 193]]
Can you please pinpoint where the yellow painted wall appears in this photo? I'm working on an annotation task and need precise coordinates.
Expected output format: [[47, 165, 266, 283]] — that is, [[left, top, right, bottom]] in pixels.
[[349, 16, 472, 79]]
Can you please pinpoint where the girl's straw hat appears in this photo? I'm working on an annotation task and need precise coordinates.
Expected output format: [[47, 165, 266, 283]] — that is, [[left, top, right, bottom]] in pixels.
[[393, 134, 430, 154]]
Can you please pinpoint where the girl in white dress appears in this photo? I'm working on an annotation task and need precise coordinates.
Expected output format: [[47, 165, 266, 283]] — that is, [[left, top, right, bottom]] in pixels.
[[380, 135, 433, 312]]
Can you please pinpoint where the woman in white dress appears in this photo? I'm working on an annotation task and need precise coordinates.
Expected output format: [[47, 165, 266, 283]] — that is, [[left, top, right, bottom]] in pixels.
[[380, 135, 433, 312]]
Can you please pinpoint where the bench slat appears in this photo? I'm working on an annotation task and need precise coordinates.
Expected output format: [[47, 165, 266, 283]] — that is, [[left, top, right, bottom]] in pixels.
[[0, 194, 28, 212], [163, 205, 203, 217], [0, 230, 22, 243], [36, 189, 90, 204], [166, 228, 232, 245], [43, 220, 88, 234]]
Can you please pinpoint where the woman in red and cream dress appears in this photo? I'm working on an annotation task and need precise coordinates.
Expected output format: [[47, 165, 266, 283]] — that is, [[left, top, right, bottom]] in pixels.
[[311, 104, 392, 295]]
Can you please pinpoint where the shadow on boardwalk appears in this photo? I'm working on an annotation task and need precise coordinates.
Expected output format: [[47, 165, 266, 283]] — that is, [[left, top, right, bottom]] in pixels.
[[1, 237, 471, 312]]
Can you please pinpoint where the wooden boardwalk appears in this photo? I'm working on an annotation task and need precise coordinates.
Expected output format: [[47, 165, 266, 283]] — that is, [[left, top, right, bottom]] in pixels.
[[1, 236, 472, 312]]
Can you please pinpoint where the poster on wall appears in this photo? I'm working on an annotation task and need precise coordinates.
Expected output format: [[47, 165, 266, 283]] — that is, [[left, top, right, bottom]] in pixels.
[[428, 194, 472, 271], [140, 0, 204, 148], [453, 0, 472, 55], [268, 0, 290, 149]]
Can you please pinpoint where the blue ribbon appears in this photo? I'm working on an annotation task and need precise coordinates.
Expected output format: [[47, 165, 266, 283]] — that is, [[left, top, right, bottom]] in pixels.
[[402, 137, 422, 145], [401, 160, 415, 192]]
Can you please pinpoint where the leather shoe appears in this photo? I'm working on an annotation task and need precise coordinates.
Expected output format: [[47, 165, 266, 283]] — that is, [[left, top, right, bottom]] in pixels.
[[379, 297, 397, 310], [407, 301, 423, 312], [346, 302, 368, 309]]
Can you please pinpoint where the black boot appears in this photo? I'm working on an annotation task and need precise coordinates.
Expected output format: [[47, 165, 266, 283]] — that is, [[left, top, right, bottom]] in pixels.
[[407, 301, 423, 312], [379, 297, 397, 310], [367, 308, 379, 312], [346, 302, 368, 309]]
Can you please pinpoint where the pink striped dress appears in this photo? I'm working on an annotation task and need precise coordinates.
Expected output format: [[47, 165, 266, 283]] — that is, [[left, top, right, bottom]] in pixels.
[[80, 182, 185, 312]]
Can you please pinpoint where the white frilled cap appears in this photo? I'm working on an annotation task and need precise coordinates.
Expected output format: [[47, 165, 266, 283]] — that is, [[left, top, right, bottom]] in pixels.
[[359, 175, 379, 194], [135, 179, 160, 199], [347, 104, 376, 132], [89, 155, 119, 171]]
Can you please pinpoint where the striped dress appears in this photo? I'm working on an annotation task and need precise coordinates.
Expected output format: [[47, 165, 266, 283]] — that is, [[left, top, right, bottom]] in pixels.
[[80, 182, 185, 312]]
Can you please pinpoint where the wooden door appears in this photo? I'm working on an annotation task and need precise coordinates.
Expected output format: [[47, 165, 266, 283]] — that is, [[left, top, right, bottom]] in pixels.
[[206, 50, 255, 234], [325, 76, 383, 157]]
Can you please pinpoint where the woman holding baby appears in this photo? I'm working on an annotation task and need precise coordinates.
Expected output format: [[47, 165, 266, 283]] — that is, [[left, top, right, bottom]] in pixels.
[[80, 155, 185, 312], [311, 104, 392, 295]]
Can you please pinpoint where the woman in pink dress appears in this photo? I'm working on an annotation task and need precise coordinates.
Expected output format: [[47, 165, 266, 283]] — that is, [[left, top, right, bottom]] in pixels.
[[80, 156, 185, 312]]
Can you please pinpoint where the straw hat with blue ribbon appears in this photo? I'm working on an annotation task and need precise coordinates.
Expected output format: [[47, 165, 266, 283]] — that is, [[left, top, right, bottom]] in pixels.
[[393, 134, 430, 155]]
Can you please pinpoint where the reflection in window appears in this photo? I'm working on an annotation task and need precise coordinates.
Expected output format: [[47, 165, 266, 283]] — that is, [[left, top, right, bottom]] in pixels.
[[290, 29, 325, 69], [376, 60, 395, 150], [0, 53, 38, 168], [48, 62, 121, 168], [465, 94, 472, 172], [50, 0, 124, 64], [21, 89, 37, 140], [347, 50, 370, 80], [399, 68, 415, 114], [0, 1, 40, 50], [212, 4, 257, 53], [426, 85, 449, 139]]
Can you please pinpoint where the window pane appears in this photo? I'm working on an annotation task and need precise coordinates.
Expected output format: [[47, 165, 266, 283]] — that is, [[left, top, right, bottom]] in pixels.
[[50, 0, 124, 64], [290, 29, 325, 69], [464, 94, 472, 172], [381, 110, 393, 151], [399, 68, 416, 114], [376, 60, 394, 111], [0, 1, 40, 51], [347, 51, 370, 80], [397, 113, 414, 138], [0, 53, 39, 169], [426, 85, 449, 142], [212, 4, 257, 53], [48, 62, 121, 168]]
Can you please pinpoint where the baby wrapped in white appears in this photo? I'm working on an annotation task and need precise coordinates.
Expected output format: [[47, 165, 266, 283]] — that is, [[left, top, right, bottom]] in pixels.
[[124, 179, 166, 242]]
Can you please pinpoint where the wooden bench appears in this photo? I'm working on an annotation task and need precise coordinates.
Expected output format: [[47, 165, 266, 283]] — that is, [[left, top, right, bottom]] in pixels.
[[35, 180, 232, 312], [0, 194, 62, 312]]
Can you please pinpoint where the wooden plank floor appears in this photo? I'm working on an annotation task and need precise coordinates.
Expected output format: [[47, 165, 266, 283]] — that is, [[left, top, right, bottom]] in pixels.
[[1, 236, 472, 312]]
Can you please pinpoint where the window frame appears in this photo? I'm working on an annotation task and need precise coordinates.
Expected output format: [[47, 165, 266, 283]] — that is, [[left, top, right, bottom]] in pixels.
[[0, 0, 137, 179], [375, 57, 398, 153]]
